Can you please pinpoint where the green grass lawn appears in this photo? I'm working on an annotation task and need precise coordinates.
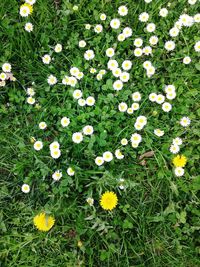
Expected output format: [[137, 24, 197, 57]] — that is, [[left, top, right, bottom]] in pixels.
[[0, 0, 200, 266]]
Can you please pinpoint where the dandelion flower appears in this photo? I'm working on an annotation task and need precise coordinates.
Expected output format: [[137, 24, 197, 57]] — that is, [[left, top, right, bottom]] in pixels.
[[33, 212, 55, 232], [173, 155, 187, 167], [100, 191, 118, 211]]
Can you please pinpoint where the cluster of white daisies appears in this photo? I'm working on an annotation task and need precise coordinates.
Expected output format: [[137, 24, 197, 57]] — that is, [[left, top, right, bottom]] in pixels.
[[0, 63, 15, 87]]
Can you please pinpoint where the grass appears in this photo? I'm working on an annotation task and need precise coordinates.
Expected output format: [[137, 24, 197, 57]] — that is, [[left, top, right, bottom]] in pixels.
[[0, 0, 200, 266]]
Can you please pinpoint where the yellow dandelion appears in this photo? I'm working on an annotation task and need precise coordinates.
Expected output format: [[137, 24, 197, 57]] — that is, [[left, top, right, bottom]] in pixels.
[[100, 191, 118, 211], [33, 212, 55, 232], [172, 155, 187, 167]]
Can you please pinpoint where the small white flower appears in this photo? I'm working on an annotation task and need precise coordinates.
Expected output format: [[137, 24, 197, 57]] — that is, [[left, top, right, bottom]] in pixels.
[[165, 85, 176, 94], [94, 24, 103, 33], [120, 72, 130, 82], [50, 149, 61, 159], [61, 117, 70, 127], [47, 75, 57, 85], [170, 144, 180, 154], [118, 33, 126, 42], [173, 137, 183, 146], [143, 61, 152, 69], [132, 92, 141, 102], [159, 8, 168, 17], [149, 93, 157, 102], [21, 184, 30, 193], [34, 141, 43, 151], [123, 27, 132, 37], [52, 171, 62, 181], [27, 96, 35, 104], [83, 125, 94, 135], [131, 103, 140, 110], [194, 14, 200, 23], [174, 167, 184, 177], [146, 23, 156, 32], [39, 122, 47, 130], [121, 138, 128, 146], [103, 151, 113, 162], [118, 102, 128, 112], [73, 5, 78, 11], [20, 5, 31, 17], [131, 133, 142, 143], [73, 89, 82, 99], [0, 72, 7, 81], [162, 102, 172, 112], [139, 12, 149, 22], [149, 36, 158, 45], [86, 197, 94, 206], [194, 41, 200, 52], [180, 117, 191, 127], [146, 66, 155, 76], [183, 56, 191, 64], [131, 142, 139, 148], [86, 96, 95, 106], [95, 156, 104, 166], [127, 107, 134, 114], [134, 48, 143, 57], [122, 60, 132, 71], [25, 22, 33, 32], [84, 50, 95, 60], [100, 13, 106, 21], [85, 24, 91, 30], [72, 132, 83, 143], [2, 63, 11, 73], [136, 115, 147, 125], [78, 98, 86, 106], [154, 129, 164, 137], [166, 92, 176, 100], [42, 54, 51, 64], [25, 0, 36, 4], [169, 27, 179, 37], [118, 5, 128, 16], [188, 0, 197, 4], [164, 40, 175, 51], [107, 59, 118, 70], [113, 80, 123, 91], [115, 149, 124, 159], [134, 38, 143, 47], [156, 94, 165, 104], [106, 48, 115, 57], [144, 0, 152, 2], [50, 141, 60, 151], [54, 44, 62, 53], [67, 167, 75, 176], [110, 18, 120, 29], [112, 68, 122, 77], [143, 46, 152, 55], [79, 40, 86, 48]]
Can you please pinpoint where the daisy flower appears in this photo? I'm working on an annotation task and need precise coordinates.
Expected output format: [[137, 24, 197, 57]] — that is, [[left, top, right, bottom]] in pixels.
[[100, 13, 106, 21], [154, 129, 164, 137], [149, 36, 158, 45], [134, 38, 143, 47], [94, 24, 103, 33], [146, 23, 156, 32], [139, 12, 149, 22], [50, 149, 61, 159], [83, 125, 94, 135], [20, 3, 33, 17], [164, 40, 175, 51], [121, 138, 128, 146], [42, 54, 51, 64], [61, 117, 70, 127], [180, 117, 191, 127], [162, 102, 172, 112], [159, 8, 168, 17], [173, 137, 182, 146], [110, 18, 120, 29], [95, 156, 104, 166], [123, 27, 132, 38], [183, 56, 191, 64], [174, 167, 185, 177], [34, 141, 43, 151], [103, 151, 113, 162], [84, 50, 95, 60], [86, 96, 95, 106], [100, 191, 118, 210], [118, 102, 128, 112], [2, 63, 11, 73], [115, 149, 124, 159], [52, 171, 62, 181], [25, 22, 33, 32], [33, 213, 55, 232], [134, 48, 143, 57], [170, 144, 180, 154], [113, 80, 123, 91], [50, 141, 60, 151], [21, 184, 30, 193], [47, 75, 57, 85], [73, 89, 82, 99], [39, 122, 47, 130], [72, 132, 83, 143], [122, 60, 132, 71], [54, 44, 62, 53], [79, 40, 86, 48], [67, 167, 75, 176], [118, 6, 128, 16], [106, 48, 115, 57], [194, 41, 200, 52]]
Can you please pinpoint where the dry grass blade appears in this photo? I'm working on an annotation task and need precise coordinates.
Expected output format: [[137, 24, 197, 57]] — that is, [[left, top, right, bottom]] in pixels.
[[139, 151, 154, 160]]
